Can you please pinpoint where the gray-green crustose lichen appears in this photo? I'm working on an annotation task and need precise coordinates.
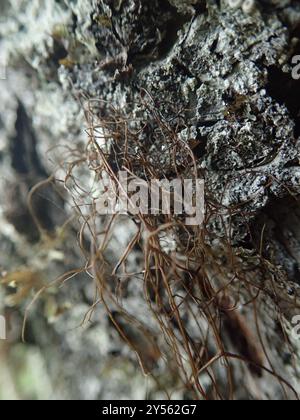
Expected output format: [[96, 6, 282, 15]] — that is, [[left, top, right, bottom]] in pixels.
[[1, 0, 300, 400], [56, 0, 300, 242], [3, 0, 295, 244]]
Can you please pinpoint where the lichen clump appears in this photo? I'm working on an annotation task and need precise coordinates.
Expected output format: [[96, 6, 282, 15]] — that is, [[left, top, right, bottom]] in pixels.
[[1, 0, 300, 400]]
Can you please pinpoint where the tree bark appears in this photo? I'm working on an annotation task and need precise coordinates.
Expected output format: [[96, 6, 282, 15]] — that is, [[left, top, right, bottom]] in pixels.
[[1, 0, 300, 400]]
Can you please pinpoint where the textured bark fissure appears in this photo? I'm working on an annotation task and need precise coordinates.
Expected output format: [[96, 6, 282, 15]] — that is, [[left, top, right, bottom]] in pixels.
[[0, 0, 300, 400]]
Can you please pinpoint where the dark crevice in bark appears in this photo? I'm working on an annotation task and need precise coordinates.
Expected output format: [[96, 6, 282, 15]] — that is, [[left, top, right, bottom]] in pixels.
[[6, 102, 65, 241], [252, 196, 300, 284], [11, 101, 47, 177], [266, 66, 300, 138]]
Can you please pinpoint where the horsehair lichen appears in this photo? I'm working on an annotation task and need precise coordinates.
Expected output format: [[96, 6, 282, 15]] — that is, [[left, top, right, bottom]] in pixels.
[[62, 88, 299, 399], [1, 0, 300, 400], [61, 0, 300, 399]]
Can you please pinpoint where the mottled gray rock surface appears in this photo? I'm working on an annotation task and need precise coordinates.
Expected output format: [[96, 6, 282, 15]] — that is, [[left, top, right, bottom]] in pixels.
[[0, 0, 300, 400]]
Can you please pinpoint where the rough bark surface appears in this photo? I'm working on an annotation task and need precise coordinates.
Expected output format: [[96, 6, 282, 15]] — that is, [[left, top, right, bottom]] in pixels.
[[1, 0, 300, 400]]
